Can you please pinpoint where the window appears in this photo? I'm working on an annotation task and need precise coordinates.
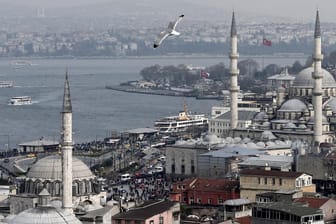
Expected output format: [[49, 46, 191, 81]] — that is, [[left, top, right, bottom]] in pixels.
[[191, 166, 195, 174], [264, 177, 267, 185], [279, 178, 282, 186], [181, 165, 185, 174], [159, 216, 164, 224], [173, 212, 179, 221], [208, 198, 212, 204], [258, 177, 261, 184], [150, 220, 154, 224], [272, 178, 275, 185]]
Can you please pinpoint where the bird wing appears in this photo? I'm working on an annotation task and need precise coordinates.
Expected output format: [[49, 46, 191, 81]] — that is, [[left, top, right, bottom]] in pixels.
[[168, 14, 184, 30], [153, 31, 170, 48]]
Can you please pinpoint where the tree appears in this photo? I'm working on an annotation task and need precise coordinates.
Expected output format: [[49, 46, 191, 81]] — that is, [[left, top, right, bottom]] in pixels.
[[289, 61, 304, 74], [238, 59, 259, 79]]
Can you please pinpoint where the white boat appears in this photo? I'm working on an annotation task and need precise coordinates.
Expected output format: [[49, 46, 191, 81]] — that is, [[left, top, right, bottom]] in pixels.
[[9, 96, 32, 105], [0, 81, 13, 88], [154, 103, 208, 133], [11, 60, 36, 69]]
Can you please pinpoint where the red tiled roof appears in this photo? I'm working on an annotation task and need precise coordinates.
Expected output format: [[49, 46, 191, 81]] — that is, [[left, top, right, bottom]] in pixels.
[[294, 197, 330, 208], [235, 216, 252, 224], [174, 178, 239, 192], [113, 200, 177, 220], [240, 169, 304, 178]]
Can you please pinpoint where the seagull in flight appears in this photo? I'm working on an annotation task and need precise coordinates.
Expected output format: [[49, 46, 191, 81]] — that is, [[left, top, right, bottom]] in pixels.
[[153, 14, 184, 48]]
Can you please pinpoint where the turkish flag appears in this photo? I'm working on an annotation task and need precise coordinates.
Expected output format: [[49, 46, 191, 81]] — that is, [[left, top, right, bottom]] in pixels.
[[200, 70, 210, 78], [263, 38, 272, 46]]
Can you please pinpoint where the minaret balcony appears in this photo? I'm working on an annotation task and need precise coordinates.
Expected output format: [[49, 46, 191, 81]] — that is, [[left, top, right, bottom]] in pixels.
[[230, 87, 240, 92], [229, 53, 239, 59], [312, 72, 323, 79], [313, 54, 323, 61]]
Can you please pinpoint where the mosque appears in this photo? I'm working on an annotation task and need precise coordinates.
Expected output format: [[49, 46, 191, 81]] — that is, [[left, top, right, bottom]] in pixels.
[[208, 10, 336, 194], [2, 74, 112, 223], [209, 10, 336, 153]]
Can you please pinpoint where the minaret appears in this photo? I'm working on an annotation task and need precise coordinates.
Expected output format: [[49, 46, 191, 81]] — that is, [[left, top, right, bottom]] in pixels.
[[229, 11, 240, 129], [312, 10, 323, 153], [61, 70, 73, 213]]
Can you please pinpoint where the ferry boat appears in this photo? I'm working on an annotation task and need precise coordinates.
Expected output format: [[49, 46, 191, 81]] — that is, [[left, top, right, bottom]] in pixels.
[[9, 96, 32, 105], [0, 81, 13, 88], [154, 103, 208, 133], [11, 60, 36, 69]]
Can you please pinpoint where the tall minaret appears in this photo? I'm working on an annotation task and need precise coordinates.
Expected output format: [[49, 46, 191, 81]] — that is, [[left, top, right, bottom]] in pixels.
[[229, 11, 240, 129], [61, 70, 73, 213], [312, 10, 323, 153]]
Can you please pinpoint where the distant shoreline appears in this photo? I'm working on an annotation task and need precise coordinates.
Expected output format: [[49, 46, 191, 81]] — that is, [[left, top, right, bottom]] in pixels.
[[0, 53, 309, 61]]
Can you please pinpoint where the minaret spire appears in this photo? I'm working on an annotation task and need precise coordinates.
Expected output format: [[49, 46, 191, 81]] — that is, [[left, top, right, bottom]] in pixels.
[[312, 10, 323, 153], [230, 11, 237, 37], [229, 11, 239, 130], [61, 69, 73, 213], [62, 69, 72, 113], [314, 9, 321, 38]]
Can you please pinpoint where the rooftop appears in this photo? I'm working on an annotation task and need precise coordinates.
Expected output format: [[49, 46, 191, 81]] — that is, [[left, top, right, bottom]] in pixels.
[[240, 169, 304, 178], [254, 202, 323, 217], [113, 200, 178, 220]]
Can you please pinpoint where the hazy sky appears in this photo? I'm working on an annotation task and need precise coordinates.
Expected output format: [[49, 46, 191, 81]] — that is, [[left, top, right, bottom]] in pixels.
[[0, 0, 335, 22]]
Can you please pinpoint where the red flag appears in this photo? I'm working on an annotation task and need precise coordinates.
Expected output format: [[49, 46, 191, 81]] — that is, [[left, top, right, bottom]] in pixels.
[[200, 70, 210, 78], [263, 38, 272, 46]]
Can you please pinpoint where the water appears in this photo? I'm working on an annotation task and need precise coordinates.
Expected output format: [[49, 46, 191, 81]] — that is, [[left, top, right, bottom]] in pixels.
[[0, 56, 307, 148]]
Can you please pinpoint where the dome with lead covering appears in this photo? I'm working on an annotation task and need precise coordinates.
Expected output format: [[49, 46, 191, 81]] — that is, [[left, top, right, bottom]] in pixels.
[[279, 99, 307, 112], [27, 155, 95, 180], [325, 97, 336, 112], [7, 206, 82, 224], [293, 66, 336, 88]]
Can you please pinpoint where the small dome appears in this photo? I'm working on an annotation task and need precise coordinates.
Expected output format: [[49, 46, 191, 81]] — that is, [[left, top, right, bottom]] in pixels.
[[325, 97, 336, 112], [256, 142, 265, 147], [266, 141, 275, 146], [203, 134, 221, 144], [298, 124, 308, 129], [262, 122, 270, 127], [261, 131, 277, 140], [279, 99, 307, 112], [233, 137, 242, 143], [7, 207, 82, 224], [27, 155, 95, 181], [246, 142, 257, 148], [254, 111, 267, 120], [308, 115, 329, 125], [293, 66, 336, 88], [283, 122, 297, 129], [242, 137, 251, 143]]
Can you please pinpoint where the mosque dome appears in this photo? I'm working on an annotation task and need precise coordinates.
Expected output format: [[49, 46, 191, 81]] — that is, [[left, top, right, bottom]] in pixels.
[[7, 206, 82, 224], [283, 122, 297, 129], [27, 155, 95, 181], [7, 189, 82, 224], [292, 66, 336, 88], [308, 115, 329, 124], [254, 111, 267, 121], [279, 99, 307, 112], [325, 97, 336, 112]]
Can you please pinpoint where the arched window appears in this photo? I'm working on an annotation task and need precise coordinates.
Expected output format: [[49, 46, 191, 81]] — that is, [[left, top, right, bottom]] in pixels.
[[54, 182, 61, 196], [73, 181, 79, 195]]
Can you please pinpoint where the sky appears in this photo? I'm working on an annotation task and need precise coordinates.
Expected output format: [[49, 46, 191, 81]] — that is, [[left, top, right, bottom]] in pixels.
[[0, 0, 335, 22]]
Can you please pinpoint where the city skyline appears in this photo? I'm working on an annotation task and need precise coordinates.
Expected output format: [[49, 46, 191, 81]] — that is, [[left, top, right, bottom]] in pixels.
[[0, 0, 336, 23]]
